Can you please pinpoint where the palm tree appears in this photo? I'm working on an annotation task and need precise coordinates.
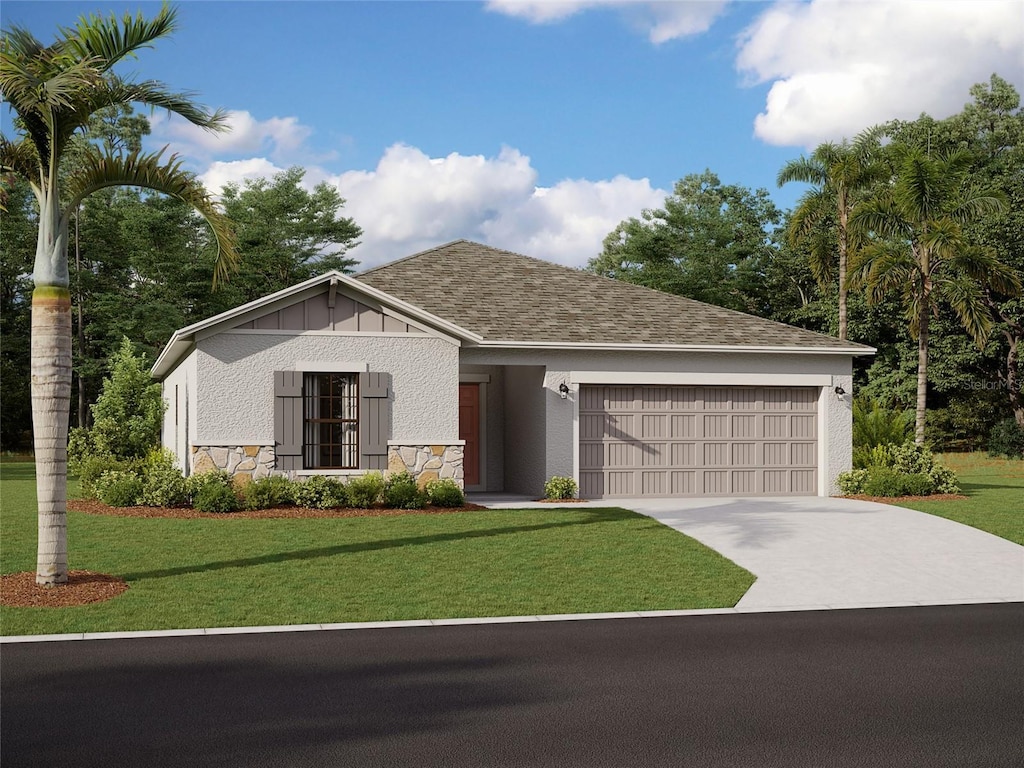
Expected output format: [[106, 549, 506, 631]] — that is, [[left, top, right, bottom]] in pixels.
[[850, 146, 1020, 445], [777, 127, 885, 340], [1, 5, 238, 585]]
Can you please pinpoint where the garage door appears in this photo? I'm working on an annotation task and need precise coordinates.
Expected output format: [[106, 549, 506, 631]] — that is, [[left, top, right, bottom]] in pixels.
[[579, 385, 818, 498]]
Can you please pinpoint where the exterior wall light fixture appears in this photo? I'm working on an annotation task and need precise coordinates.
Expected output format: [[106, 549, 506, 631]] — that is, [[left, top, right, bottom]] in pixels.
[[834, 385, 846, 398], [559, 382, 570, 399]]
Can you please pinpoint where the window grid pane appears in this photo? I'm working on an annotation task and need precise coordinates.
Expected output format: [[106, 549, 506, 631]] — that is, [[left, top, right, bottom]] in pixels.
[[303, 373, 358, 469]]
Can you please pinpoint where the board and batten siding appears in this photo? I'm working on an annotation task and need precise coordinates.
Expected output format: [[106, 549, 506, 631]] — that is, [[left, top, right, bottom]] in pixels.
[[235, 291, 424, 334]]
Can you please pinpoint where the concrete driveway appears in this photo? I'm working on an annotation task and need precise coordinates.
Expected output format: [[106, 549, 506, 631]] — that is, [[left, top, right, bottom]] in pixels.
[[476, 495, 1024, 610]]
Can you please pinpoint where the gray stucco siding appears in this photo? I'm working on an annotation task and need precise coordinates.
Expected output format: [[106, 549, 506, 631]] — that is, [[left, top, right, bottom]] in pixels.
[[194, 331, 459, 445]]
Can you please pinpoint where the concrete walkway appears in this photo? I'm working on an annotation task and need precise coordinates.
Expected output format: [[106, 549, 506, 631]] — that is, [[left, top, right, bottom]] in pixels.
[[475, 495, 1024, 610]]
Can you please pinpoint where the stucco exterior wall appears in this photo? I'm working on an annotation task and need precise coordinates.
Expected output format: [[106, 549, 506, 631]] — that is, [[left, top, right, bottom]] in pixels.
[[502, 365, 547, 495], [160, 350, 197, 472], [462, 347, 856, 496], [194, 331, 459, 446]]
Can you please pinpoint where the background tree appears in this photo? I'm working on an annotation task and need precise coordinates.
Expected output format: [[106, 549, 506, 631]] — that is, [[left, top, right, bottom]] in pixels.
[[589, 171, 785, 316], [0, 5, 238, 584], [777, 128, 885, 340], [850, 145, 1019, 444]]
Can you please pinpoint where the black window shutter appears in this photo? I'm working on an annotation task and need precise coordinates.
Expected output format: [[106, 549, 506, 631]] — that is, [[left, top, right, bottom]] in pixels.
[[274, 371, 303, 471], [359, 371, 391, 470]]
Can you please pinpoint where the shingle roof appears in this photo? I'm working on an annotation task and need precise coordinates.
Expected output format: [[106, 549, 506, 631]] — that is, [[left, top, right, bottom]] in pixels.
[[357, 240, 871, 351]]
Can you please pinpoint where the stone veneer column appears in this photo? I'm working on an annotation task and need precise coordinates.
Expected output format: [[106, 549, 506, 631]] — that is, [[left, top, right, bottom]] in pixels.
[[387, 444, 465, 489]]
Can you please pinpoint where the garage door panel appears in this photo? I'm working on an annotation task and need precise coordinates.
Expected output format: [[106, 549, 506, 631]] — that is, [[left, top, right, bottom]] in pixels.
[[579, 385, 819, 498]]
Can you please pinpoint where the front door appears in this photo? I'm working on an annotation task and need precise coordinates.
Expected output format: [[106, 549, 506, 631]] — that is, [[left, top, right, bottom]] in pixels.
[[459, 383, 481, 487]]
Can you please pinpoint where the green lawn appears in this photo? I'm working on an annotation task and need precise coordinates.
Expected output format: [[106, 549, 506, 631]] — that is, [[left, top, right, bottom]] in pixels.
[[0, 463, 753, 636], [892, 453, 1024, 545]]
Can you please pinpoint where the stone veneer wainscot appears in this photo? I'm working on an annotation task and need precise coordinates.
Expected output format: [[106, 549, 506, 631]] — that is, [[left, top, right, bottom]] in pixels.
[[192, 445, 276, 479], [388, 443, 465, 489]]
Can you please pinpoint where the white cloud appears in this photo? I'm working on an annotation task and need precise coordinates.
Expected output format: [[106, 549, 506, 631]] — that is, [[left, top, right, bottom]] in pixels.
[[737, 0, 1024, 147], [324, 143, 665, 269], [486, 0, 728, 43], [151, 110, 313, 160], [199, 158, 287, 196]]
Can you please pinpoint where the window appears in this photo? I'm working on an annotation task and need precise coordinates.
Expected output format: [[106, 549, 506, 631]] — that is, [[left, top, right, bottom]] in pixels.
[[303, 373, 359, 469]]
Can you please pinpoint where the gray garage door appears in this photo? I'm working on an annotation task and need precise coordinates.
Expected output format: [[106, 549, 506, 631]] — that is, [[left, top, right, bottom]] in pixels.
[[579, 385, 818, 498]]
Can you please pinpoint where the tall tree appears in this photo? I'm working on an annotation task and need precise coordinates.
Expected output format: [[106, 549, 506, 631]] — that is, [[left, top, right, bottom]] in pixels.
[[850, 146, 1019, 444], [0, 5, 238, 584], [589, 171, 784, 316], [777, 127, 885, 340]]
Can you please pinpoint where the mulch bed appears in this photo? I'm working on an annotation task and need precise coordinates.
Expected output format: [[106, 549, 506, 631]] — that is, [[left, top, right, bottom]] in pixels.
[[845, 493, 969, 503], [67, 498, 489, 519], [1, 570, 129, 609]]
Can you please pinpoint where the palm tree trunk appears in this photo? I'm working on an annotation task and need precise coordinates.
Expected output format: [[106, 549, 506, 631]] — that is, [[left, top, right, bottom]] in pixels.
[[915, 308, 929, 446], [837, 199, 849, 341], [32, 285, 72, 585]]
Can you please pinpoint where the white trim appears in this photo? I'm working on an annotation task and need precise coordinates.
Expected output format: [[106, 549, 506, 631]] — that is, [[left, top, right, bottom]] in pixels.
[[459, 373, 491, 383], [569, 372, 834, 386], [214, 328, 457, 342], [571, 382, 580, 493], [293, 469, 369, 478], [475, 340, 874, 355], [387, 440, 466, 447], [193, 439, 273, 447], [817, 386, 828, 497], [291, 360, 368, 373]]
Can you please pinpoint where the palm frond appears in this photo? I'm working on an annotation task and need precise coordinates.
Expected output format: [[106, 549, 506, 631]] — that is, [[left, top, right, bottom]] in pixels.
[[935, 274, 991, 346], [777, 156, 825, 187], [0, 133, 40, 186], [60, 4, 177, 72], [63, 147, 239, 285]]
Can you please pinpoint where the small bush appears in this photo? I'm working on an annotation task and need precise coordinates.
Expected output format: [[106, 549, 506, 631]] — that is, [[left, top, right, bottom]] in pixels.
[[78, 454, 136, 499], [193, 481, 239, 513], [426, 478, 465, 508], [928, 463, 961, 495], [544, 476, 578, 500], [67, 427, 96, 476], [242, 475, 295, 510], [95, 470, 144, 507], [346, 472, 385, 508], [900, 472, 936, 497], [988, 419, 1024, 459], [383, 471, 426, 510], [139, 449, 187, 507], [185, 470, 234, 504], [293, 475, 347, 509], [860, 467, 934, 497], [837, 469, 869, 495], [861, 468, 908, 497]]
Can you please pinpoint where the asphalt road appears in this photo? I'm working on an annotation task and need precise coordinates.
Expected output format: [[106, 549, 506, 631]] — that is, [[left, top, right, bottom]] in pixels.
[[3, 604, 1022, 767]]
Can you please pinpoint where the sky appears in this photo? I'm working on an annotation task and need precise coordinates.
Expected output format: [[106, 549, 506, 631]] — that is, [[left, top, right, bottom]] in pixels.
[[3, 0, 1022, 270]]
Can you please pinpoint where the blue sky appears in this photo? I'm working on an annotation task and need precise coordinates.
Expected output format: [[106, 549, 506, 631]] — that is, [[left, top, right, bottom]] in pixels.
[[4, 1, 1022, 268]]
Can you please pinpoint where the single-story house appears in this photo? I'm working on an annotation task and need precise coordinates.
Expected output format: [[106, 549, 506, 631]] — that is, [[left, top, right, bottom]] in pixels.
[[153, 240, 874, 498]]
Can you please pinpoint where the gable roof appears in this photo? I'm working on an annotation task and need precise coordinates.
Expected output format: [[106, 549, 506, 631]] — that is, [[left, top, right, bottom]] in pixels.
[[357, 240, 873, 353]]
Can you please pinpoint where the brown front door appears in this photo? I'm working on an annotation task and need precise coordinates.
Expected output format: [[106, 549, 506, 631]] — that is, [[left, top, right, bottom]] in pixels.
[[459, 383, 480, 487]]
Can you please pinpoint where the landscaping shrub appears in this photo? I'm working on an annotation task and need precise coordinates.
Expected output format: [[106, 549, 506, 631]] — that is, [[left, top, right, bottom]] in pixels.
[[193, 481, 239, 513], [90, 337, 165, 461], [988, 419, 1024, 459], [293, 475, 348, 509], [94, 470, 144, 507], [544, 476, 578, 500], [79, 454, 137, 499], [836, 469, 869, 496], [185, 470, 234, 504], [426, 478, 465, 507], [852, 397, 913, 451], [139, 449, 187, 507], [346, 472, 385, 508], [67, 426, 96, 476], [861, 468, 934, 498], [242, 475, 296, 510], [383, 471, 426, 509]]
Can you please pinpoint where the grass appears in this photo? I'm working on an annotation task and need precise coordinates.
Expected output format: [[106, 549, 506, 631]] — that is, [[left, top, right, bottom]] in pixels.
[[891, 453, 1024, 545], [0, 462, 754, 636]]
